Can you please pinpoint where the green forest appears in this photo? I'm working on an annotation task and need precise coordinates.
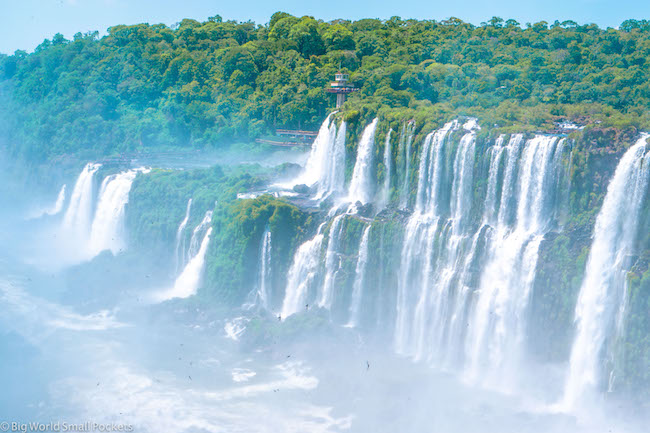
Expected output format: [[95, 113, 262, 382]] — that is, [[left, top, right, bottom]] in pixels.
[[2, 13, 650, 161]]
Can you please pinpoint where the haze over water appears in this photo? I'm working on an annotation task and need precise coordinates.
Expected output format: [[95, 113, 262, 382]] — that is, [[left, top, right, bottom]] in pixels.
[[1, 114, 648, 432]]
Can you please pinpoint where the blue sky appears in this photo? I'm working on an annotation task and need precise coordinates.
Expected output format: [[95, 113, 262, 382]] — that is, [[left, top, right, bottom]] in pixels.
[[1, 0, 649, 54]]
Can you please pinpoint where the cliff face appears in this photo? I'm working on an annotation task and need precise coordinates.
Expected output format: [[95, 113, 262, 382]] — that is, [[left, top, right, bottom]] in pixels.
[[530, 130, 625, 364], [121, 118, 649, 401]]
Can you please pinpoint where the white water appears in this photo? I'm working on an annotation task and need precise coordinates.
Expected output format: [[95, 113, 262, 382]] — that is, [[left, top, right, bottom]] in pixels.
[[379, 129, 393, 209], [281, 224, 326, 318], [294, 113, 335, 189], [44, 184, 67, 217], [62, 163, 101, 236], [13, 122, 650, 433], [188, 210, 213, 258], [399, 121, 415, 209], [278, 118, 579, 397], [157, 227, 213, 301], [280, 117, 380, 319], [175, 198, 193, 272], [394, 126, 568, 392], [346, 224, 371, 327], [318, 215, 346, 309], [257, 228, 272, 310], [396, 124, 406, 206], [464, 136, 566, 389], [289, 113, 347, 199], [483, 135, 506, 225], [27, 184, 67, 219], [49, 184, 67, 216], [319, 120, 347, 199], [562, 135, 649, 409], [348, 118, 378, 205], [394, 121, 458, 356], [88, 170, 138, 257]]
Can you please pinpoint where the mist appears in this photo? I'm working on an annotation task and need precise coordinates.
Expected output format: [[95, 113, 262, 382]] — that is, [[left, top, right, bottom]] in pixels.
[[1, 115, 648, 433]]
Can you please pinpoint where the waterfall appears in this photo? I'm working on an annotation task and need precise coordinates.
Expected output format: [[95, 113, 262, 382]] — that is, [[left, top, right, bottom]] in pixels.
[[287, 113, 346, 199], [257, 228, 273, 310], [44, 184, 67, 217], [280, 116, 379, 319], [482, 135, 507, 225], [280, 225, 326, 318], [318, 215, 346, 309], [278, 118, 571, 390], [464, 135, 566, 389], [296, 112, 335, 188], [290, 113, 346, 199], [87, 170, 138, 257], [394, 121, 459, 355], [318, 121, 347, 199], [397, 124, 406, 200], [379, 129, 393, 209], [62, 163, 101, 236], [28, 184, 67, 219], [158, 227, 213, 301], [394, 125, 568, 390], [399, 121, 415, 209], [396, 120, 479, 362], [49, 184, 67, 216], [188, 210, 213, 258], [346, 224, 372, 327], [562, 135, 649, 409], [175, 198, 193, 272], [59, 164, 148, 260], [348, 118, 378, 204]]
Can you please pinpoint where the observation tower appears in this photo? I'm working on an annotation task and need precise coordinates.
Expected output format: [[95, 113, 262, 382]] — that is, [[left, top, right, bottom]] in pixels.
[[326, 72, 358, 108]]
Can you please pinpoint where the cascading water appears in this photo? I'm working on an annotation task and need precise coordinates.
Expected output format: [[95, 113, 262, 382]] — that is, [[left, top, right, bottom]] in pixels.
[[278, 117, 577, 397], [49, 184, 67, 216], [280, 224, 326, 318], [394, 121, 459, 356], [348, 118, 378, 205], [188, 210, 213, 258], [379, 129, 393, 209], [399, 121, 415, 209], [394, 123, 568, 391], [290, 113, 346, 199], [280, 117, 380, 319], [482, 135, 507, 226], [396, 123, 406, 195], [62, 163, 101, 236], [562, 135, 649, 409], [318, 215, 346, 309], [158, 227, 213, 301], [87, 170, 138, 257], [29, 184, 67, 219], [256, 228, 273, 310], [44, 184, 67, 217], [175, 198, 193, 272], [346, 224, 371, 327], [295, 113, 335, 188], [319, 121, 347, 199], [464, 136, 567, 389]]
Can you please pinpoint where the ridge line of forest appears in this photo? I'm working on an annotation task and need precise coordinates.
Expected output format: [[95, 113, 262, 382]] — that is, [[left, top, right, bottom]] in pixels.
[[1, 13, 650, 161]]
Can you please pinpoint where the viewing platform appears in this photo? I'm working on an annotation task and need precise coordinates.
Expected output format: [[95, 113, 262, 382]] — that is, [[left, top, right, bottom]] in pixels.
[[326, 72, 358, 107], [256, 129, 319, 147]]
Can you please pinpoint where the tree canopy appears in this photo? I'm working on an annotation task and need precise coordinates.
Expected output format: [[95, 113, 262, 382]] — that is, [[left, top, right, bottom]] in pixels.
[[2, 14, 650, 161]]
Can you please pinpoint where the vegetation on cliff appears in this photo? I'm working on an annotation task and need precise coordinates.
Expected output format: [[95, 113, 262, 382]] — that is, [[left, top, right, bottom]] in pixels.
[[203, 194, 313, 305]]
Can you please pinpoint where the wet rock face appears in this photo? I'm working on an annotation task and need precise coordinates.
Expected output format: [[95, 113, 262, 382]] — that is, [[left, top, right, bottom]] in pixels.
[[355, 202, 374, 218], [292, 184, 310, 194]]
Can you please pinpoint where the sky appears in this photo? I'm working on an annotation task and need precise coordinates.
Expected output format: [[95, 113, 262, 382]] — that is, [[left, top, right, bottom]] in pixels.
[[1, 0, 649, 54]]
